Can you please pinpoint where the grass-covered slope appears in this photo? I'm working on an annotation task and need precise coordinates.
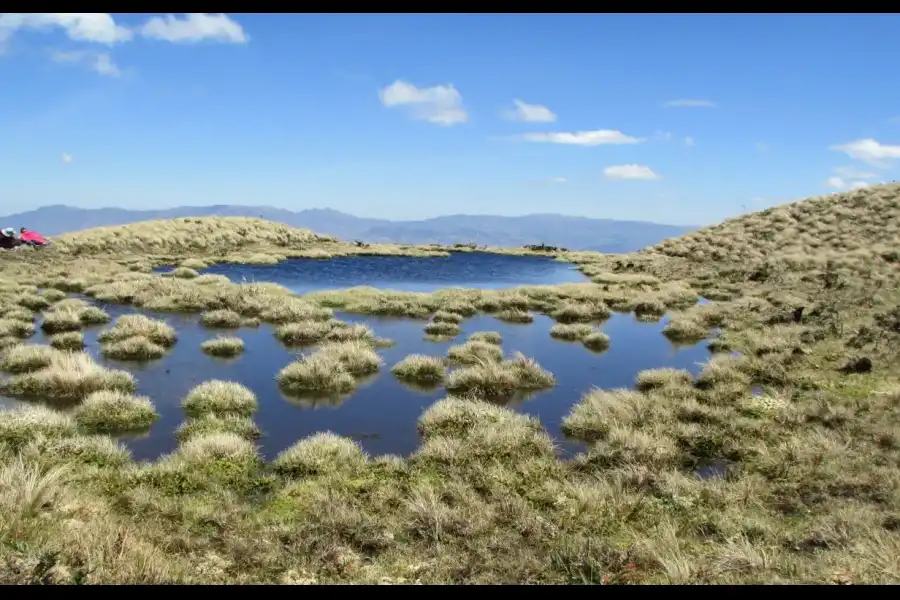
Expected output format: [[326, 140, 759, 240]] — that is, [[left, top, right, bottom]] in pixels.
[[1, 187, 899, 584]]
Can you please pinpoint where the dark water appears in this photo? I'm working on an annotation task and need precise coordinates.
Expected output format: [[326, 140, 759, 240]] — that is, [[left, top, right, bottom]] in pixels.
[[159, 251, 589, 293], [4, 303, 710, 462]]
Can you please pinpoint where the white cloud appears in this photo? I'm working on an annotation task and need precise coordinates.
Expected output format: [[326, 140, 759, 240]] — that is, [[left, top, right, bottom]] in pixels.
[[51, 49, 120, 77], [684, 136, 695, 147], [604, 164, 659, 180], [518, 129, 644, 146], [379, 80, 467, 126], [139, 13, 248, 44], [61, 152, 72, 164], [827, 175, 872, 190], [0, 13, 132, 45], [654, 130, 673, 142], [504, 99, 556, 123], [546, 177, 567, 183], [829, 138, 900, 167], [663, 99, 717, 108]]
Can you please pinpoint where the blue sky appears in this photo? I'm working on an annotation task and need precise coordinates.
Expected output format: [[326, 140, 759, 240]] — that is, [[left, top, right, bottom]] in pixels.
[[2, 13, 900, 226]]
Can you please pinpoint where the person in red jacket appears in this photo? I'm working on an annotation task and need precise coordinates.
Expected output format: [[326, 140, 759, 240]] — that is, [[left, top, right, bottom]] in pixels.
[[19, 227, 49, 246]]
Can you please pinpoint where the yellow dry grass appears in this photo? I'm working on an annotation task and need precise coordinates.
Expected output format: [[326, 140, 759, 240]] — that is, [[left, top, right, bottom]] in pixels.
[[1, 186, 900, 583]]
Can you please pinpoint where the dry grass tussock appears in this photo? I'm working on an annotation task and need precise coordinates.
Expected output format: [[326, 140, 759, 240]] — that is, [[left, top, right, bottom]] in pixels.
[[1, 187, 900, 582]]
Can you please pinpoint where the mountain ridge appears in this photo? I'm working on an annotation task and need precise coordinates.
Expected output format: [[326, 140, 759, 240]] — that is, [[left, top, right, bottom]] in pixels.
[[0, 204, 696, 253]]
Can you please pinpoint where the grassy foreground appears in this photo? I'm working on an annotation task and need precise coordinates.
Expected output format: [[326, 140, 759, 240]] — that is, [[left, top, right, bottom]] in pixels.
[[1, 187, 900, 583]]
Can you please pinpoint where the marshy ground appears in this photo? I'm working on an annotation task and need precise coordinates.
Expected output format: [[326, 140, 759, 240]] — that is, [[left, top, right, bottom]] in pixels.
[[1, 187, 899, 584]]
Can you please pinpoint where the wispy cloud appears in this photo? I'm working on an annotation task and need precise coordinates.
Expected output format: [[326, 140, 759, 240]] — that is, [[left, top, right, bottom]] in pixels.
[[516, 129, 644, 146], [379, 80, 467, 126], [504, 99, 557, 123], [50, 49, 120, 77], [604, 164, 659, 180], [684, 136, 695, 147], [829, 138, 900, 167], [61, 152, 72, 164], [663, 99, 717, 108]]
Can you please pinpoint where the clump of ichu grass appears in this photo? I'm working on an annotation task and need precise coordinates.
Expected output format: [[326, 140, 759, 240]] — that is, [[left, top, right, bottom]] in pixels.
[[549, 323, 594, 341], [324, 322, 375, 343], [277, 353, 356, 395], [582, 331, 611, 352], [101, 336, 166, 361], [74, 390, 158, 433], [0, 404, 77, 450], [179, 258, 208, 270], [317, 340, 383, 376], [0, 318, 35, 339], [98, 314, 177, 347], [423, 321, 461, 337], [273, 432, 368, 478], [417, 396, 542, 440], [175, 413, 260, 443], [200, 309, 242, 329], [182, 380, 258, 418], [467, 331, 502, 345], [172, 431, 261, 469], [445, 352, 555, 398], [169, 267, 199, 279], [561, 387, 648, 441], [635, 367, 694, 392], [550, 301, 611, 323], [0, 351, 135, 401], [16, 293, 52, 311], [662, 315, 710, 343], [274, 320, 334, 346], [1, 307, 35, 322], [391, 354, 447, 384], [40, 303, 110, 333], [49, 331, 85, 350], [446, 340, 503, 365], [495, 308, 533, 323], [432, 310, 463, 324], [0, 343, 59, 374], [201, 336, 244, 357], [40, 288, 68, 303]]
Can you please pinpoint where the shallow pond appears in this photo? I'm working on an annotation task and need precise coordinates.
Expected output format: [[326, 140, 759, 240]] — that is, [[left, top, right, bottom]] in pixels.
[[159, 251, 589, 293], [4, 302, 710, 462]]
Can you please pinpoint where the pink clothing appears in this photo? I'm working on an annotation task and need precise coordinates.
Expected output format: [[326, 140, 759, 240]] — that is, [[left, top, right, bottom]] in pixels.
[[20, 231, 47, 244]]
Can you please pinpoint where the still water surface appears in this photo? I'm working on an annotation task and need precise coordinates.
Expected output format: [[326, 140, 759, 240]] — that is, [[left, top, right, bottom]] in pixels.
[[5, 254, 710, 461]]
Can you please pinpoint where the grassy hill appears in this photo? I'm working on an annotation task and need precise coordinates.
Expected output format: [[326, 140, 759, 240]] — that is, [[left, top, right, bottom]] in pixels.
[[0, 185, 899, 584]]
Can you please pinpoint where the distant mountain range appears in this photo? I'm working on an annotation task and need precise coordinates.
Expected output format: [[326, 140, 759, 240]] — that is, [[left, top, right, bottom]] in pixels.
[[0, 204, 696, 253]]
